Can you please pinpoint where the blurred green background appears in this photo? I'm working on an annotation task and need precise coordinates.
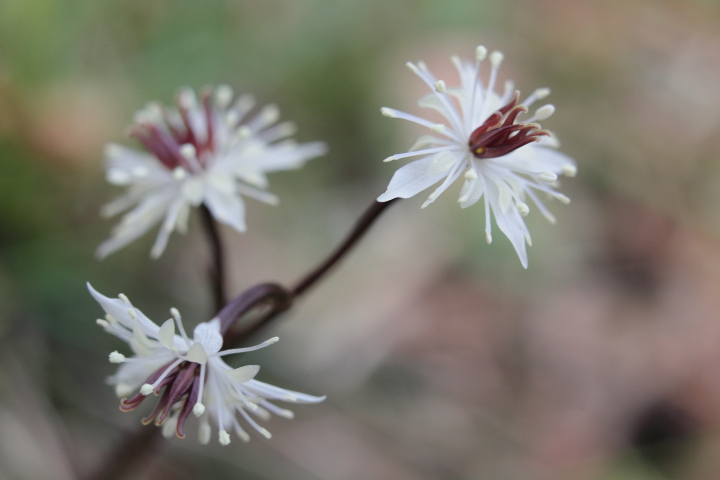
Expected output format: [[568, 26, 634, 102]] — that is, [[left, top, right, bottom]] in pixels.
[[3, 0, 720, 479]]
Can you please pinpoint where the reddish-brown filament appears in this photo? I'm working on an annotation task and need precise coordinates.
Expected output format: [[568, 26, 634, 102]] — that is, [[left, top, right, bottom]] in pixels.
[[468, 91, 549, 159], [120, 360, 201, 439], [128, 87, 220, 171]]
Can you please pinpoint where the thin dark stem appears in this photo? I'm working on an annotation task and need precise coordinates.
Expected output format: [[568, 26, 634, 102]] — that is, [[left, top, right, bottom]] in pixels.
[[89, 198, 396, 480], [292, 199, 396, 296], [217, 282, 292, 336], [82, 426, 161, 480], [227, 199, 397, 345], [199, 205, 227, 313]]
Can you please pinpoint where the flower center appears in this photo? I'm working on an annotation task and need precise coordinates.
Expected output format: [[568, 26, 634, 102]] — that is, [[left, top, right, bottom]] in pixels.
[[468, 91, 549, 159], [129, 88, 218, 173], [120, 359, 202, 439]]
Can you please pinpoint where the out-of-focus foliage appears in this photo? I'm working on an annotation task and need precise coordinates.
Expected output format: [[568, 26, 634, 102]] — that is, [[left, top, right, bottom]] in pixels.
[[2, 1, 720, 479]]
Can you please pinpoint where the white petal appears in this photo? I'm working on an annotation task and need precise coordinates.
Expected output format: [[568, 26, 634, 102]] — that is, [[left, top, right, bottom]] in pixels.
[[377, 153, 451, 202], [408, 135, 451, 152], [227, 365, 260, 383], [203, 187, 247, 232], [193, 321, 223, 355], [244, 380, 326, 404], [158, 319, 176, 350], [186, 343, 208, 365], [86, 283, 160, 336], [149, 198, 187, 259], [486, 181, 529, 268], [96, 187, 178, 259]]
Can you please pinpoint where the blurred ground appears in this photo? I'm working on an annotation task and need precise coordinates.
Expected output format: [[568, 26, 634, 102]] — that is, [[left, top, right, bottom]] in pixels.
[[2, 1, 720, 479]]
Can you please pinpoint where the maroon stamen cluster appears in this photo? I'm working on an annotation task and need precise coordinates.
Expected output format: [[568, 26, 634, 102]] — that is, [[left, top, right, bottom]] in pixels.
[[468, 91, 549, 159], [120, 361, 201, 439], [128, 87, 219, 172]]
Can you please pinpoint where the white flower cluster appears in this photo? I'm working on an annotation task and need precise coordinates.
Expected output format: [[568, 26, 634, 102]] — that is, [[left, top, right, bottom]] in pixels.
[[378, 46, 576, 267], [90, 284, 324, 445], [98, 85, 326, 259]]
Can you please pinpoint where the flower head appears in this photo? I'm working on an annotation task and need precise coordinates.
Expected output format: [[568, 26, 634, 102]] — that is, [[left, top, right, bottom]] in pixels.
[[89, 283, 325, 445], [378, 46, 576, 267], [98, 85, 327, 259]]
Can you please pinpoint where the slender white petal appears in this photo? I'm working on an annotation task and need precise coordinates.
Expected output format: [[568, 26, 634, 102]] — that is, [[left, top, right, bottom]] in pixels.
[[377, 153, 452, 201], [379, 47, 575, 267], [90, 287, 324, 445], [98, 86, 326, 258]]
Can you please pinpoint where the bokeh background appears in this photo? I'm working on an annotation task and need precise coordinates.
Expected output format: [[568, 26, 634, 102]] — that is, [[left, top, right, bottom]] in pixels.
[[2, 0, 720, 479]]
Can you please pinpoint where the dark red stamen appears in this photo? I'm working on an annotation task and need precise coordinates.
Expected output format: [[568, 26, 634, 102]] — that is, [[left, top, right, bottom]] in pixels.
[[468, 90, 548, 159], [175, 370, 202, 439], [155, 363, 197, 426], [141, 388, 173, 425], [119, 360, 177, 412]]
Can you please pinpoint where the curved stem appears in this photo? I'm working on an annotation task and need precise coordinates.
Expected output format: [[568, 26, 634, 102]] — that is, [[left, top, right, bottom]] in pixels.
[[228, 199, 397, 345], [292, 199, 396, 296], [89, 199, 397, 479], [217, 282, 292, 337], [199, 205, 227, 313]]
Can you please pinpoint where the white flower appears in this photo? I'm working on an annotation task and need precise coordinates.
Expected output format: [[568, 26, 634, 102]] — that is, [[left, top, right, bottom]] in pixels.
[[88, 283, 325, 445], [378, 46, 576, 268], [97, 85, 327, 259]]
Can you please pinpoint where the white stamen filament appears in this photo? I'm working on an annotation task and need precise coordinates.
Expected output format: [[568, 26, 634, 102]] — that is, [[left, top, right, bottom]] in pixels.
[[142, 358, 184, 395], [237, 406, 272, 439], [384, 146, 454, 163], [195, 363, 207, 415], [538, 172, 558, 183], [171, 307, 191, 346], [217, 337, 279, 357]]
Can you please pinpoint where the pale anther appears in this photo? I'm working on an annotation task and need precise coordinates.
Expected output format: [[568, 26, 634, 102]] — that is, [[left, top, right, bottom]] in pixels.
[[180, 144, 197, 160], [193, 403, 206, 417], [534, 87, 551, 99], [109, 351, 126, 363], [173, 167, 187, 180], [516, 202, 530, 217], [557, 194, 571, 205], [215, 85, 233, 109], [562, 164, 577, 177], [534, 104, 555, 121]]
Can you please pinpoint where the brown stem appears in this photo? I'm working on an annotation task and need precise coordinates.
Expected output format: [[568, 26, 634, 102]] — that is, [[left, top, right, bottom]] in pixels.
[[199, 205, 227, 313], [88, 198, 396, 479], [227, 199, 397, 345], [218, 282, 292, 339], [292, 199, 396, 296]]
